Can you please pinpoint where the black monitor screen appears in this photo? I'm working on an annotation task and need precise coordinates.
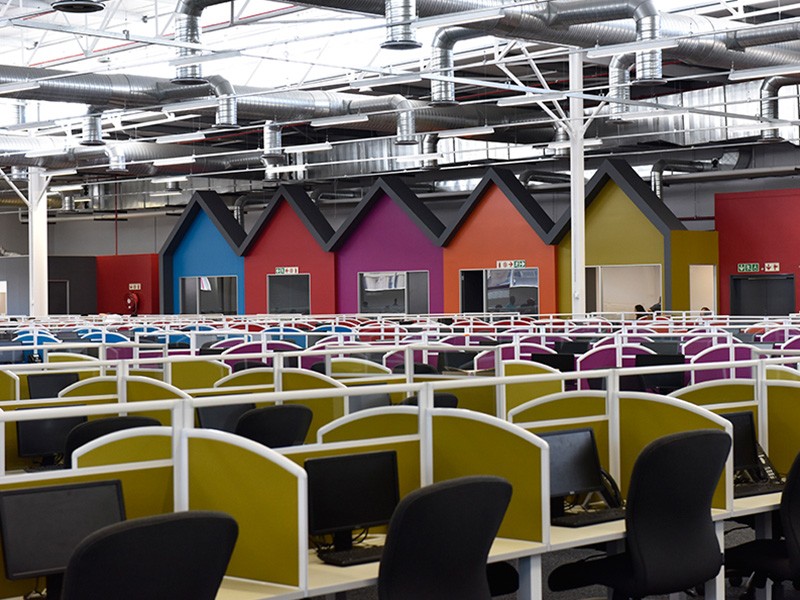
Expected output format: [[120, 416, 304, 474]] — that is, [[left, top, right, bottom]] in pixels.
[[436, 350, 478, 371], [634, 353, 685, 392], [306, 451, 399, 551], [16, 408, 87, 464], [555, 341, 591, 355], [196, 402, 255, 433], [0, 480, 125, 580], [27, 372, 80, 400], [721, 411, 761, 472], [538, 428, 604, 498], [642, 341, 681, 355], [530, 353, 575, 372]]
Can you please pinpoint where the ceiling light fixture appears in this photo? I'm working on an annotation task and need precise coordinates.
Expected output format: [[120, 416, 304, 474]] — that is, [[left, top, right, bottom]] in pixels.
[[728, 64, 800, 81], [350, 74, 423, 89], [437, 125, 495, 138], [44, 168, 78, 177], [394, 153, 440, 163], [25, 147, 66, 158], [310, 114, 369, 128], [150, 190, 183, 197], [159, 99, 220, 113], [50, 183, 84, 192], [155, 131, 206, 144], [51, 0, 104, 13], [264, 164, 306, 175], [152, 156, 196, 167], [151, 175, 189, 184], [415, 7, 506, 29], [168, 50, 242, 67], [282, 142, 333, 153], [0, 81, 41, 95], [547, 138, 603, 150], [585, 38, 680, 59], [611, 108, 683, 120]]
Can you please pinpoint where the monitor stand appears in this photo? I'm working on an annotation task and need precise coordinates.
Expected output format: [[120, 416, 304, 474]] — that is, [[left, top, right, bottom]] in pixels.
[[332, 530, 354, 552], [44, 573, 63, 599]]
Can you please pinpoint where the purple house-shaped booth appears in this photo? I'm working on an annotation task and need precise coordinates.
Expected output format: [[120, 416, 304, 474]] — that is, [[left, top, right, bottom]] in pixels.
[[328, 177, 445, 314]]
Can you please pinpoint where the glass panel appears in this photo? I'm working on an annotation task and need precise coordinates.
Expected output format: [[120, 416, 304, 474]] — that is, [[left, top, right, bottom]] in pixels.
[[359, 271, 405, 313], [268, 274, 311, 314], [485, 268, 539, 313]]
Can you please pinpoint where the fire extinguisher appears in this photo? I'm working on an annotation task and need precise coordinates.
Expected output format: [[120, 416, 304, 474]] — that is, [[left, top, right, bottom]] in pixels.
[[124, 291, 139, 315]]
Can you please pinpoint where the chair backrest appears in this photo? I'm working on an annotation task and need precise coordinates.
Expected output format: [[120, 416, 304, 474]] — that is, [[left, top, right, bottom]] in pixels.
[[234, 405, 313, 447], [625, 429, 730, 596], [378, 476, 512, 600], [64, 416, 161, 467], [401, 393, 458, 408], [780, 451, 800, 573], [61, 511, 237, 600]]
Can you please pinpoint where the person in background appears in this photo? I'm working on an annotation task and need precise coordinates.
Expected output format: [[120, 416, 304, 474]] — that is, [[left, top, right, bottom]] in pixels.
[[635, 304, 647, 319]]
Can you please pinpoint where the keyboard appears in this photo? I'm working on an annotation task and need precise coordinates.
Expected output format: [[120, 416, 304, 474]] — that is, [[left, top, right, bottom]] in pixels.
[[317, 545, 384, 566], [734, 480, 784, 498], [551, 506, 626, 528]]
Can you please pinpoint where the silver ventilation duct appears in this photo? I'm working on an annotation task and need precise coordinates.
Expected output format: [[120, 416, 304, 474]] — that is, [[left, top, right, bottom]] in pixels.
[[263, 123, 284, 181], [383, 0, 421, 49], [650, 159, 717, 199], [607, 54, 634, 119], [172, 0, 231, 85], [10, 100, 27, 182], [81, 109, 104, 146], [430, 27, 489, 106], [207, 75, 238, 128], [421, 133, 439, 170], [760, 77, 800, 142]]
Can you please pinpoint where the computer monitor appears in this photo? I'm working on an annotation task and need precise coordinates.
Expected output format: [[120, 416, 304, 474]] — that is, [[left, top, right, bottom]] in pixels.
[[720, 411, 761, 472], [0, 480, 125, 597], [554, 341, 591, 355], [537, 428, 606, 517], [306, 450, 399, 552], [529, 352, 575, 373], [16, 407, 87, 467], [436, 350, 478, 372], [642, 341, 681, 355], [634, 354, 685, 393], [196, 402, 256, 433], [27, 372, 80, 400]]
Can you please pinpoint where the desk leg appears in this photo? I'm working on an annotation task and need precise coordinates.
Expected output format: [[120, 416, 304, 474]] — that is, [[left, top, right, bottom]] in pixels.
[[704, 522, 725, 600], [754, 511, 776, 600], [518, 555, 541, 600]]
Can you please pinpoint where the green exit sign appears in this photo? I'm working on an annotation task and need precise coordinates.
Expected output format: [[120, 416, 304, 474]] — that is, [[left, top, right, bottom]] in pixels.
[[737, 263, 760, 273]]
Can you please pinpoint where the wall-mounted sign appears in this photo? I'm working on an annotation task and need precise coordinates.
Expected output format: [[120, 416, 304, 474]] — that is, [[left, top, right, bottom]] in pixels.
[[128, 283, 142, 291], [275, 266, 299, 275], [496, 260, 527, 269], [764, 262, 781, 272], [737, 263, 759, 273]]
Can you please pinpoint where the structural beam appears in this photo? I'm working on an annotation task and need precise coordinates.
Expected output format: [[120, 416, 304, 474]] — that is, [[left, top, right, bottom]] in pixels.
[[28, 167, 48, 317], [569, 49, 586, 318]]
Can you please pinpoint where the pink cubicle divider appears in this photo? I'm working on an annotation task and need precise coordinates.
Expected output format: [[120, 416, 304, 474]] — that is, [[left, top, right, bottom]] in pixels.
[[106, 346, 134, 360], [780, 335, 800, 351], [681, 333, 731, 357], [690, 344, 757, 384], [759, 328, 800, 344], [593, 335, 653, 348], [439, 334, 497, 347], [222, 340, 301, 367], [576, 344, 654, 390]]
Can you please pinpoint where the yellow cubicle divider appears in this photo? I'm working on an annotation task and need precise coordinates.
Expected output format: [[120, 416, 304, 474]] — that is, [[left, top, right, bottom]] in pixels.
[[169, 359, 230, 390], [187, 430, 306, 588], [329, 358, 391, 375], [340, 375, 408, 405], [618, 392, 731, 509], [431, 410, 547, 544], [0, 370, 18, 401], [61, 375, 190, 425], [508, 391, 610, 473], [669, 379, 756, 407], [280, 369, 347, 442], [47, 352, 99, 364], [767, 365, 800, 381], [317, 406, 420, 443], [215, 368, 275, 390], [765, 381, 800, 474], [501, 360, 565, 416], [414, 375, 497, 415]]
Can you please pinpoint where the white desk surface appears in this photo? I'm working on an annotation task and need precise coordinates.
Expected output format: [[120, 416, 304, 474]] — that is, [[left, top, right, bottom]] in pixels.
[[731, 492, 781, 518]]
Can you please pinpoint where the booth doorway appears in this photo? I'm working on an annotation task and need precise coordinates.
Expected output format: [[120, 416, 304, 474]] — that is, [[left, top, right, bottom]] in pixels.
[[179, 276, 238, 314], [358, 271, 429, 313], [689, 265, 717, 313], [459, 267, 539, 314], [591, 264, 661, 318], [267, 274, 311, 314], [730, 274, 795, 316]]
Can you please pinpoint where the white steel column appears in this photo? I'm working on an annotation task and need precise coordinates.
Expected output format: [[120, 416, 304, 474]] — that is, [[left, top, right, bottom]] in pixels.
[[28, 167, 49, 317], [569, 50, 586, 318]]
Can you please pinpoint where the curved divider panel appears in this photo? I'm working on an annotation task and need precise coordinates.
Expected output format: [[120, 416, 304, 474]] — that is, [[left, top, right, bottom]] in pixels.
[[188, 431, 306, 588], [281, 370, 347, 442], [431, 410, 546, 543], [766, 381, 800, 474], [618, 393, 730, 510], [0, 370, 18, 401], [669, 379, 756, 407], [47, 352, 99, 363], [317, 407, 420, 443], [767, 365, 800, 381], [170, 359, 230, 390], [215, 368, 275, 390], [502, 360, 565, 415], [0, 464, 175, 597], [414, 376, 496, 415], [509, 391, 606, 423], [330, 358, 391, 375], [342, 375, 408, 405], [74, 427, 173, 467]]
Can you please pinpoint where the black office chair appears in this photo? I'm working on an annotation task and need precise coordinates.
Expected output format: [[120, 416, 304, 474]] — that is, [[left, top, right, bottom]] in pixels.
[[234, 405, 313, 448], [64, 416, 161, 467], [232, 359, 268, 372], [549, 429, 731, 600], [400, 393, 459, 408], [726, 450, 800, 595], [377, 475, 512, 600], [61, 511, 238, 600], [391, 362, 440, 375]]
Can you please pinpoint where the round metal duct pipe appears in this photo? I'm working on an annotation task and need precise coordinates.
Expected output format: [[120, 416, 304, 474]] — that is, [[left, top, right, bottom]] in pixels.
[[383, 0, 421, 49], [81, 112, 104, 146], [51, 0, 104, 12]]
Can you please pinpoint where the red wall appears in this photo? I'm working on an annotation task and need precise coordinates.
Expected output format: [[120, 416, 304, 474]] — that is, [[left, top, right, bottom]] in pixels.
[[244, 202, 336, 314], [442, 184, 557, 313], [716, 188, 800, 313], [96, 254, 160, 314]]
